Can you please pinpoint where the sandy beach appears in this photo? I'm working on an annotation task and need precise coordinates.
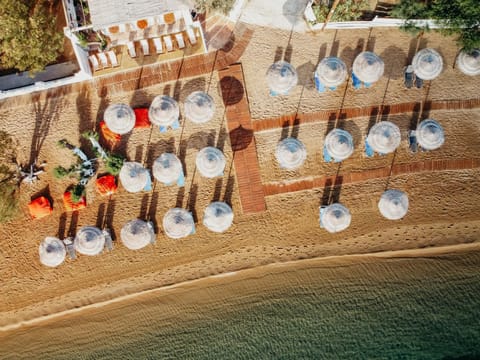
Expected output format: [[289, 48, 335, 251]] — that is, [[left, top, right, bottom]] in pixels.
[[0, 13, 480, 351]]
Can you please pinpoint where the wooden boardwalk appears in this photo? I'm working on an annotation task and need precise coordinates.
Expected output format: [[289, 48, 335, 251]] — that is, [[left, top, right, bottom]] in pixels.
[[219, 64, 266, 214]]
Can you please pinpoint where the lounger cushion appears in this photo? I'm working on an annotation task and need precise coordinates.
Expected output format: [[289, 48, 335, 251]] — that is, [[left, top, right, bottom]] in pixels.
[[99, 121, 121, 145], [96, 175, 118, 196], [28, 196, 52, 219], [134, 108, 151, 128], [63, 191, 87, 211]]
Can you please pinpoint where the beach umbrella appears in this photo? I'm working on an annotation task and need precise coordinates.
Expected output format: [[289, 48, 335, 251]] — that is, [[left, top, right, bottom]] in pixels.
[[196, 147, 226, 178], [184, 91, 215, 123], [275, 137, 307, 169], [324, 129, 354, 162], [412, 48, 443, 80], [416, 119, 445, 150], [74, 226, 105, 256], [121, 219, 155, 250], [203, 202, 234, 233], [352, 51, 384, 83], [39, 237, 66, 267], [163, 208, 195, 239], [148, 95, 179, 127], [456, 49, 480, 76], [378, 189, 409, 220], [367, 121, 401, 154], [119, 161, 150, 193], [104, 103, 135, 135], [153, 153, 183, 185], [315, 57, 348, 87], [266, 61, 298, 94], [320, 203, 351, 233]]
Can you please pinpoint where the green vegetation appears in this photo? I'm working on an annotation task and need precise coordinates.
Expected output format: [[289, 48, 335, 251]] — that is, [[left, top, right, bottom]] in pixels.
[[0, 131, 18, 222], [392, 0, 480, 51], [69, 184, 85, 203], [194, 0, 237, 15], [311, 0, 370, 23], [105, 153, 124, 176]]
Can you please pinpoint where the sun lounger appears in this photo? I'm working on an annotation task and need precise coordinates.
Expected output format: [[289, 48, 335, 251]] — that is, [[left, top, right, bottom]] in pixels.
[[177, 170, 185, 187], [365, 137, 374, 157], [364, 82, 371, 88], [88, 55, 99, 71], [107, 50, 119, 67], [175, 33, 185, 49], [97, 52, 109, 68], [103, 228, 114, 251], [319, 206, 326, 228], [164, 35, 173, 52], [404, 65, 414, 89], [352, 72, 362, 89], [63, 237, 76, 260], [408, 130, 418, 153], [415, 75, 423, 89], [127, 41, 137, 57], [314, 73, 325, 93], [153, 38, 164, 54], [186, 27, 197, 45], [323, 145, 333, 162], [183, 10, 193, 26], [140, 39, 150, 55]]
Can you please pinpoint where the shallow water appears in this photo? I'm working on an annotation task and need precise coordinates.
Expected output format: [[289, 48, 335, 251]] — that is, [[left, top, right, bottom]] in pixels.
[[2, 252, 480, 360]]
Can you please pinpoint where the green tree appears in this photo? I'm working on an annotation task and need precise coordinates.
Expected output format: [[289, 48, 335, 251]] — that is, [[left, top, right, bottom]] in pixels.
[[392, 0, 480, 51], [0, 0, 64, 74], [0, 131, 18, 223]]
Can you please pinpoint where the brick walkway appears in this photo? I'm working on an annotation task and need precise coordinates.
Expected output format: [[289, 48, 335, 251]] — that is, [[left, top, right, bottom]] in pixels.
[[252, 98, 480, 132], [263, 158, 480, 196], [219, 64, 266, 214]]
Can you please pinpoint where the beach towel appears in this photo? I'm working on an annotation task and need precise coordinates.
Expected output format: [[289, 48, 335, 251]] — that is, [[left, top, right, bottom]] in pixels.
[[100, 121, 121, 145], [96, 175, 118, 196], [134, 108, 151, 128], [63, 191, 87, 211], [28, 196, 52, 219]]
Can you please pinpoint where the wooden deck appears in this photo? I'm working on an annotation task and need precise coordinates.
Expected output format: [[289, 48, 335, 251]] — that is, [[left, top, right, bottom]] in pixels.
[[219, 64, 266, 214]]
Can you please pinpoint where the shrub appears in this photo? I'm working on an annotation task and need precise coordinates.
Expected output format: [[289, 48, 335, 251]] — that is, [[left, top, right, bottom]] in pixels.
[[69, 184, 85, 203], [194, 0, 237, 15], [105, 153, 124, 176], [0, 131, 18, 222]]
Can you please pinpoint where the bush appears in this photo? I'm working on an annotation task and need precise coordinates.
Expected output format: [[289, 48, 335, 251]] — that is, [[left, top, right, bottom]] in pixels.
[[0, 131, 18, 222], [312, 0, 370, 23], [0, 183, 18, 223], [105, 153, 124, 176], [194, 0, 236, 15], [69, 184, 85, 203]]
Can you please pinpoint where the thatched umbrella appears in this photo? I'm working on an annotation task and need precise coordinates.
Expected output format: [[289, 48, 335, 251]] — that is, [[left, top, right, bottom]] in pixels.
[[315, 57, 348, 87], [456, 49, 480, 76], [39, 237, 66, 267], [324, 129, 354, 162], [378, 189, 409, 220], [320, 203, 351, 233], [412, 48, 443, 80], [163, 208, 195, 239], [266, 61, 298, 94], [74, 226, 105, 256], [416, 119, 444, 150], [184, 91, 215, 123], [196, 147, 226, 178], [119, 161, 150, 193], [121, 219, 155, 250], [352, 52, 384, 83], [104, 103, 136, 134], [148, 95, 179, 127], [153, 153, 183, 185], [203, 202, 234, 233], [367, 121, 401, 154], [275, 137, 307, 169]]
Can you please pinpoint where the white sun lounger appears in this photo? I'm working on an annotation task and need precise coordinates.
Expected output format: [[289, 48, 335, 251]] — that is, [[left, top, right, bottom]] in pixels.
[[107, 50, 119, 67], [175, 33, 185, 49], [127, 41, 137, 57], [186, 27, 197, 45], [164, 35, 173, 52], [183, 10, 193, 26], [140, 39, 150, 55], [88, 55, 99, 71], [153, 38, 164, 54], [97, 52, 109, 68]]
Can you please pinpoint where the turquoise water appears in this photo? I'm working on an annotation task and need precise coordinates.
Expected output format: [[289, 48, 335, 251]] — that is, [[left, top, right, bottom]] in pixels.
[[2, 253, 480, 359]]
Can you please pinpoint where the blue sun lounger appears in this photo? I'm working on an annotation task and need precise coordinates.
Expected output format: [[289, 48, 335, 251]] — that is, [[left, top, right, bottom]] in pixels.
[[323, 145, 333, 162], [365, 138, 374, 157], [352, 72, 362, 89], [408, 130, 418, 153]]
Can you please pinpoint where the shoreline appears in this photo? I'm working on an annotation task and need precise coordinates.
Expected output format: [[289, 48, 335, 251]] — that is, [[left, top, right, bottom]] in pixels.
[[2, 241, 479, 333]]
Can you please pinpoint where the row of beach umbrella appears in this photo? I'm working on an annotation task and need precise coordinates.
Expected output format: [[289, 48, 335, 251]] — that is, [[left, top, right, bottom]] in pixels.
[[267, 48, 479, 94], [39, 202, 234, 267], [276, 118, 444, 170]]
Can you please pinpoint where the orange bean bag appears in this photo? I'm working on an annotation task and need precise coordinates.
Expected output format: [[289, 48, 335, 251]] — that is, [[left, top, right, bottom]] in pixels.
[[96, 175, 118, 196], [100, 120, 121, 145], [28, 196, 52, 219], [134, 108, 151, 128], [63, 191, 87, 211]]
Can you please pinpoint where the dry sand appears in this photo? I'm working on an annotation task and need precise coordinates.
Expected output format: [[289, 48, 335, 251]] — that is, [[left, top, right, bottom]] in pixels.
[[0, 23, 479, 332]]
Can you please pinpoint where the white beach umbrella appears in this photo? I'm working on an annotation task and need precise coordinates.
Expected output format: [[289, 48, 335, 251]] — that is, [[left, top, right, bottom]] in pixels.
[[148, 95, 179, 127], [203, 202, 234, 233], [367, 121, 401, 154], [412, 48, 443, 80], [378, 189, 409, 220], [315, 57, 348, 87], [275, 137, 307, 169], [325, 129, 354, 162], [266, 61, 298, 94], [74, 226, 105, 256], [104, 103, 136, 135], [416, 119, 445, 151], [119, 161, 150, 193], [39, 237, 66, 267], [184, 91, 216, 123], [163, 208, 195, 239], [121, 219, 155, 250], [196, 147, 226, 178], [320, 203, 351, 233], [153, 153, 183, 185], [352, 52, 384, 83], [456, 49, 480, 76]]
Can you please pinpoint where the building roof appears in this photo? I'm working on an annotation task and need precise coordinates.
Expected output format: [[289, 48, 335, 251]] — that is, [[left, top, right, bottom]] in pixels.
[[87, 0, 192, 29]]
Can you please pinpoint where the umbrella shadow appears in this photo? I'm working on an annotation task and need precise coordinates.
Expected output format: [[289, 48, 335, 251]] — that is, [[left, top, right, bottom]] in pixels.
[[380, 45, 407, 80], [296, 61, 315, 89], [219, 76, 244, 106], [229, 125, 253, 152]]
